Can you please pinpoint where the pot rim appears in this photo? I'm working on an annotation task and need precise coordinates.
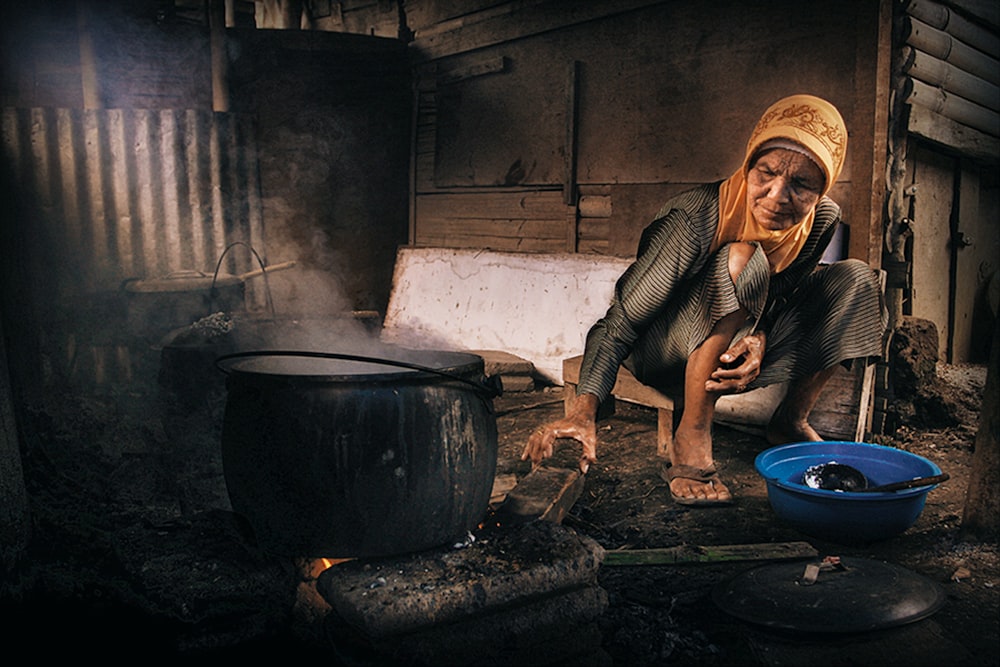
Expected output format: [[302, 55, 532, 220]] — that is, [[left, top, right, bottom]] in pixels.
[[216, 348, 487, 383]]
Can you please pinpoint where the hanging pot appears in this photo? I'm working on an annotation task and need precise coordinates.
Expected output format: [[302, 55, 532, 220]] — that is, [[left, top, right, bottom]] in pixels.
[[122, 261, 297, 341], [122, 271, 246, 340], [217, 348, 500, 559]]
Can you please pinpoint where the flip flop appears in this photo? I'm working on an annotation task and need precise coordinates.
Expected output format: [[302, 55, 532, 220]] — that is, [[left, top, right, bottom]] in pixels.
[[660, 462, 735, 507]]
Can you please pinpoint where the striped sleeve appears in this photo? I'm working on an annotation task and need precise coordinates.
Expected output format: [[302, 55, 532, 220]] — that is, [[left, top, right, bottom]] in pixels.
[[576, 185, 719, 401]]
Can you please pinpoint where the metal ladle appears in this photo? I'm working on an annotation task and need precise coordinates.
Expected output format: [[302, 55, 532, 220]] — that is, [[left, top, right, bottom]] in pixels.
[[802, 462, 949, 493]]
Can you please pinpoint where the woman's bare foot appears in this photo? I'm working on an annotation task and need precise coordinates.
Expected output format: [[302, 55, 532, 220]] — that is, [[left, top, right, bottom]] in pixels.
[[663, 427, 733, 504], [765, 366, 837, 444], [765, 407, 823, 445]]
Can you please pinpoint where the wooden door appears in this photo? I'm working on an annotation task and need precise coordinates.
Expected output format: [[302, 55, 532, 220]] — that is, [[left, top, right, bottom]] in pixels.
[[907, 144, 955, 360]]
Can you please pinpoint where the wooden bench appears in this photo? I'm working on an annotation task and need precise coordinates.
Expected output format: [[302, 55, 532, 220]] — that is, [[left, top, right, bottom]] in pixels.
[[562, 355, 677, 459]]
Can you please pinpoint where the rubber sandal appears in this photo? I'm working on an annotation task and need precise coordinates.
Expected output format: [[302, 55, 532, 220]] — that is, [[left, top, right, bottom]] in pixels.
[[660, 462, 734, 507]]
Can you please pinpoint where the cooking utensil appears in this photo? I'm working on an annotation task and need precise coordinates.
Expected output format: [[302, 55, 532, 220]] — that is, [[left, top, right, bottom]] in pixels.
[[713, 556, 946, 633], [217, 347, 500, 558], [802, 462, 868, 490], [122, 260, 296, 340], [802, 461, 949, 493], [860, 473, 950, 493], [755, 441, 945, 544]]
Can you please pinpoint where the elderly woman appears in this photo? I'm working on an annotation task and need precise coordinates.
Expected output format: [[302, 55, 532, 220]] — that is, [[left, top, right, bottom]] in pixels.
[[522, 94, 887, 506]]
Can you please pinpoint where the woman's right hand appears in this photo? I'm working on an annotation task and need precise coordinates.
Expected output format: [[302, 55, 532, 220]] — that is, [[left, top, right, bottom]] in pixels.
[[521, 393, 600, 474]]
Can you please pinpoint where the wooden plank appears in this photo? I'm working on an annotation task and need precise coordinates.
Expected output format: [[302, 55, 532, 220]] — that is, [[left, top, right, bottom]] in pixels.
[[417, 218, 568, 239], [564, 60, 580, 207], [436, 54, 507, 84], [602, 541, 819, 566], [496, 466, 585, 525], [907, 102, 1000, 164], [850, 0, 892, 268], [416, 190, 569, 219], [489, 473, 519, 507], [414, 235, 566, 253], [577, 217, 609, 240], [809, 366, 874, 442], [410, 0, 673, 62], [577, 239, 610, 254]]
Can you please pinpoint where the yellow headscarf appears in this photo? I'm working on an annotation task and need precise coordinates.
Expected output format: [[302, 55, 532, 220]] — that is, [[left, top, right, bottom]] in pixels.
[[713, 94, 848, 273]]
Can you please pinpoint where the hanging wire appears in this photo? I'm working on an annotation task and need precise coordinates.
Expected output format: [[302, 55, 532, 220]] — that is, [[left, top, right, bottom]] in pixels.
[[211, 241, 276, 317]]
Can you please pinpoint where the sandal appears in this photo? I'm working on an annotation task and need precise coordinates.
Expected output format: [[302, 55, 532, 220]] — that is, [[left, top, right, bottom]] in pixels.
[[660, 462, 734, 507]]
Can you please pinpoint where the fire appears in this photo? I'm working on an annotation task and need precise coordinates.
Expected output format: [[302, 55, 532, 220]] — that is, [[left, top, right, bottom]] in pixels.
[[299, 556, 353, 580]]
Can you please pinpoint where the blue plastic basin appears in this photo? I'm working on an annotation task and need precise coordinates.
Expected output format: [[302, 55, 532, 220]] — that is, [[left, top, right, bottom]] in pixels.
[[754, 441, 943, 544]]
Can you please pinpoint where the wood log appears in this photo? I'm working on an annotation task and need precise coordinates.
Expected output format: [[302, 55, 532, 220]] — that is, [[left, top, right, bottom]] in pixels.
[[903, 46, 999, 110], [905, 77, 999, 136], [903, 16, 998, 85], [496, 466, 585, 525], [960, 320, 1000, 540], [905, 0, 999, 58]]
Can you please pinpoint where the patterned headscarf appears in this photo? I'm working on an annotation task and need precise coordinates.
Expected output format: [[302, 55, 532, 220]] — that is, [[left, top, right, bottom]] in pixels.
[[714, 94, 848, 273]]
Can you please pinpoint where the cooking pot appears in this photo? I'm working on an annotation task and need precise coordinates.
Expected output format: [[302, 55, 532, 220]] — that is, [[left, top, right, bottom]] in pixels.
[[217, 348, 500, 558], [123, 261, 296, 341], [123, 271, 246, 340]]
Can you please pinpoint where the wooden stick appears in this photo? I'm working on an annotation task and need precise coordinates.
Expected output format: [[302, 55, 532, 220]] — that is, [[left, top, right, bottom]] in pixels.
[[602, 541, 818, 566], [238, 260, 297, 280]]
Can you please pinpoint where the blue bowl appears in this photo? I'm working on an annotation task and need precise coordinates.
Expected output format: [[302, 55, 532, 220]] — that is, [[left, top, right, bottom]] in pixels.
[[754, 441, 943, 544]]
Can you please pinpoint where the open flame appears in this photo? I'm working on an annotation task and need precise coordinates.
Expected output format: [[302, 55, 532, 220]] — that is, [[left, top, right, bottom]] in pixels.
[[299, 557, 353, 580]]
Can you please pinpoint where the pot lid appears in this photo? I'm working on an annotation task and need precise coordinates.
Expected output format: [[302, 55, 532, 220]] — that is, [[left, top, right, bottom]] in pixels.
[[712, 557, 945, 633]]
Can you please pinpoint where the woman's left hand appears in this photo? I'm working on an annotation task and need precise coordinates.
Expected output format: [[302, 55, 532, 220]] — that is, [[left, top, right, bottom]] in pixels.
[[706, 332, 766, 394]]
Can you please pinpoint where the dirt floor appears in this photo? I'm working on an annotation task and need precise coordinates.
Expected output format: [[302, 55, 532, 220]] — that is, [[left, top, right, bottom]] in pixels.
[[489, 362, 999, 667], [2, 359, 997, 665]]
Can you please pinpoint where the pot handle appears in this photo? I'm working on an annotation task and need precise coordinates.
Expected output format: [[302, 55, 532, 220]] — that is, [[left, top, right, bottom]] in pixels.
[[214, 350, 504, 399]]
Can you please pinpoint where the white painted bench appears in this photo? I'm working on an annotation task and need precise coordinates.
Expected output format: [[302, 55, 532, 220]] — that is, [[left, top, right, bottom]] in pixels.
[[381, 247, 876, 448]]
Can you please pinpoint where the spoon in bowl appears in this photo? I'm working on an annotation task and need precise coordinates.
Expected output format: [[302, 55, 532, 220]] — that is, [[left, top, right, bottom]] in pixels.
[[802, 462, 949, 493]]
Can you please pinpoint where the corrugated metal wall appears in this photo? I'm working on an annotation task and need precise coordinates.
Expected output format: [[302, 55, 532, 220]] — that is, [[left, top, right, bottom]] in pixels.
[[2, 106, 264, 292], [1, 106, 265, 390]]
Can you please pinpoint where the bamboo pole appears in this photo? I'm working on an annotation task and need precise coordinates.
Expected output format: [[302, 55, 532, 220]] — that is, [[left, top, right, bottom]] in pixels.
[[902, 16, 999, 86], [903, 46, 1000, 110], [904, 77, 1000, 136], [602, 542, 819, 566]]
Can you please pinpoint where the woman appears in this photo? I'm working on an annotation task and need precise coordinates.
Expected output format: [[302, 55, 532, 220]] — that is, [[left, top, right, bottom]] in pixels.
[[522, 94, 887, 506]]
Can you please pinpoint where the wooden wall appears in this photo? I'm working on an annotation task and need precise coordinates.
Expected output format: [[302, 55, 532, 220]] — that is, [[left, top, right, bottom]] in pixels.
[[887, 0, 999, 362], [406, 0, 891, 266]]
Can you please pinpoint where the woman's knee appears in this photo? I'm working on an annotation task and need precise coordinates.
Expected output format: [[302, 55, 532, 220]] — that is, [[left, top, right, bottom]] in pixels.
[[826, 258, 880, 289]]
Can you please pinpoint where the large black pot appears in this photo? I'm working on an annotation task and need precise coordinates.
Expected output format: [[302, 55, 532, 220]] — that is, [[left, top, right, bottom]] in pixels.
[[218, 348, 499, 558]]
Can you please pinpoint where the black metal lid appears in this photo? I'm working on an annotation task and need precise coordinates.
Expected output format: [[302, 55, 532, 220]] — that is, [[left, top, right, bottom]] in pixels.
[[712, 557, 945, 633]]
